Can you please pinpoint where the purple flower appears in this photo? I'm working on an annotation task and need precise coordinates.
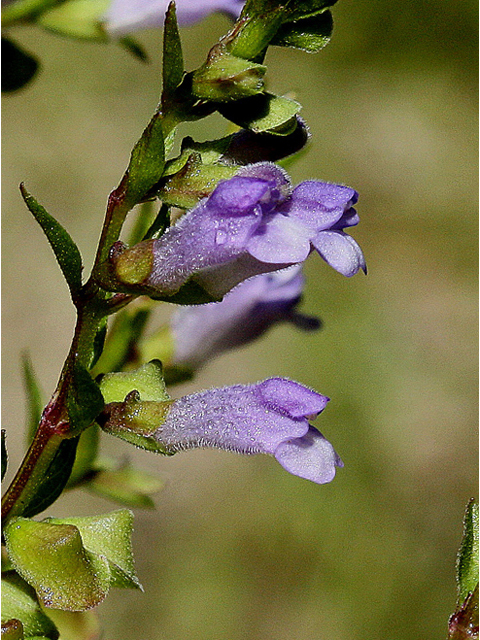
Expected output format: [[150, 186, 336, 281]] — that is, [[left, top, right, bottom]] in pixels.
[[119, 162, 365, 300], [104, 0, 244, 36], [157, 378, 343, 483], [170, 267, 320, 370]]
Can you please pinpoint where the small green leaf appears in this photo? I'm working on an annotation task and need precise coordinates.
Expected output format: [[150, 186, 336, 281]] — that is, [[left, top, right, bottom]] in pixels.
[[2, 429, 8, 480], [1, 573, 59, 639], [286, 0, 337, 20], [37, 0, 110, 41], [1, 37, 39, 93], [88, 458, 164, 509], [457, 498, 479, 604], [4, 518, 111, 611], [47, 510, 141, 591], [21, 438, 79, 518], [219, 92, 301, 135], [271, 11, 333, 53], [118, 36, 147, 62], [1, 0, 60, 26], [191, 51, 266, 102], [226, 4, 286, 60], [124, 113, 166, 208], [162, 2, 184, 105], [20, 185, 83, 298], [67, 364, 104, 435], [91, 305, 152, 376], [66, 425, 100, 488], [99, 360, 169, 403], [21, 354, 44, 444]]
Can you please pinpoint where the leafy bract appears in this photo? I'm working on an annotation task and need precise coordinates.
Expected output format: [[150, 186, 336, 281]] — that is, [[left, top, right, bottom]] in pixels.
[[21, 438, 79, 519], [20, 185, 83, 299], [5, 518, 111, 611], [162, 2, 184, 105]]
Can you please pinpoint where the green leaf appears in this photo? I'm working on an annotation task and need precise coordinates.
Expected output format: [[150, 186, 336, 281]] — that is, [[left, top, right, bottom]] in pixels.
[[457, 498, 479, 604], [124, 113, 166, 209], [219, 92, 301, 135], [1, 573, 59, 639], [4, 518, 111, 611], [1, 37, 39, 93], [47, 510, 141, 590], [191, 51, 266, 102], [91, 305, 152, 376], [21, 438, 79, 518], [271, 11, 333, 53], [87, 458, 164, 509], [285, 0, 337, 20], [66, 364, 104, 435], [37, 0, 110, 41], [99, 360, 169, 403], [226, 4, 286, 60], [118, 36, 147, 62], [162, 2, 184, 105], [66, 425, 100, 488], [2, 429, 8, 480], [1, 0, 60, 26], [21, 354, 43, 444], [20, 185, 83, 298]]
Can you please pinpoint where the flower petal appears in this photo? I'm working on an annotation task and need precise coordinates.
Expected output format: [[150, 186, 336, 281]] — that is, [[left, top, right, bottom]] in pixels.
[[281, 181, 358, 230], [312, 230, 366, 277], [246, 214, 312, 263], [274, 426, 343, 484]]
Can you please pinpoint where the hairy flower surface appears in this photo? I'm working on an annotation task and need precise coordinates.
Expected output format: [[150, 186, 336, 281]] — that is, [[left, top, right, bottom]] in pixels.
[[171, 267, 320, 369], [105, 0, 244, 35], [118, 162, 365, 300], [156, 378, 343, 483]]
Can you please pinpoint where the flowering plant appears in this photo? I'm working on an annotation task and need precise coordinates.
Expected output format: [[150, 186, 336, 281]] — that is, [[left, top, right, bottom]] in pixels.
[[1, 0, 477, 638]]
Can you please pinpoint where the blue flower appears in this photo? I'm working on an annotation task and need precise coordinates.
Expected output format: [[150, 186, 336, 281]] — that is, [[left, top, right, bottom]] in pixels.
[[102, 377, 343, 484], [170, 267, 320, 370], [114, 162, 365, 300]]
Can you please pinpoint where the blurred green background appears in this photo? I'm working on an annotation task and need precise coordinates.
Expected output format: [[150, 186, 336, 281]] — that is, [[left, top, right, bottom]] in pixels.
[[2, 1, 478, 638]]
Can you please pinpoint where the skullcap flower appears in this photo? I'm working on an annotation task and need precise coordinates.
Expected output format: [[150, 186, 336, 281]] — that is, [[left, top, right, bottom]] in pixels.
[[171, 267, 320, 370], [113, 162, 365, 301]]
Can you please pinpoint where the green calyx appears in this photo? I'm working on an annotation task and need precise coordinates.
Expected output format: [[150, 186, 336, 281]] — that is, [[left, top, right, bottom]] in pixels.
[[192, 50, 266, 102], [113, 241, 154, 286]]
